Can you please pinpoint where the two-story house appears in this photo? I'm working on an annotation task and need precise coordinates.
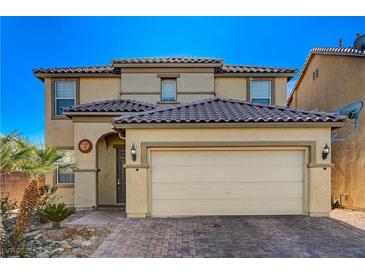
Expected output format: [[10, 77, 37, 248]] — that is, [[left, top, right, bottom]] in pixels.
[[33, 57, 345, 218], [288, 34, 365, 211]]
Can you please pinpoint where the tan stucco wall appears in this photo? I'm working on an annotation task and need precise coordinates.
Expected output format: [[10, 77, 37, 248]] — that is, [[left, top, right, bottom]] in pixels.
[[80, 78, 120, 103], [121, 71, 215, 103], [50, 121, 126, 209], [214, 77, 288, 106], [97, 134, 124, 205], [289, 55, 365, 210], [44, 78, 74, 147], [45, 77, 120, 147], [215, 77, 247, 100], [44, 74, 289, 148], [124, 127, 332, 217], [274, 77, 289, 106], [73, 122, 116, 209], [44, 173, 75, 207]]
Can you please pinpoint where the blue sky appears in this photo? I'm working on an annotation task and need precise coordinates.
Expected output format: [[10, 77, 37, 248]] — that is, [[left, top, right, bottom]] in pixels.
[[1, 16, 364, 144]]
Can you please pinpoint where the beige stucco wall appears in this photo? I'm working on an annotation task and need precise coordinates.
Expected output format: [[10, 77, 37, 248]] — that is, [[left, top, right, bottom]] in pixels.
[[44, 78, 74, 147], [45, 77, 120, 147], [215, 77, 247, 100], [274, 77, 289, 106], [73, 122, 116, 209], [80, 78, 120, 103], [214, 77, 288, 106], [44, 173, 75, 207], [124, 127, 332, 218], [121, 71, 215, 103], [44, 74, 289, 149], [289, 55, 365, 210], [47, 122, 124, 209]]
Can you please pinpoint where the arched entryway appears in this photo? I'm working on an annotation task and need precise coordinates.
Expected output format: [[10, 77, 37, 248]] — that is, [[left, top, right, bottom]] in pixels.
[[96, 132, 126, 207]]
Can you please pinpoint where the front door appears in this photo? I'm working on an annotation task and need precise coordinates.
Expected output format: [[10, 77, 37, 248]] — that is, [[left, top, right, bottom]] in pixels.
[[116, 148, 126, 205]]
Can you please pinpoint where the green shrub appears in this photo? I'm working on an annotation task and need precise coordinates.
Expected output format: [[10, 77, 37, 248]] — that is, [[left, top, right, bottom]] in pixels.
[[0, 194, 17, 222], [36, 185, 60, 222], [40, 203, 72, 229]]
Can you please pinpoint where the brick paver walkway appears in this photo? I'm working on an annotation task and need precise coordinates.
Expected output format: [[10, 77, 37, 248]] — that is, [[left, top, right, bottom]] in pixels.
[[92, 216, 365, 258]]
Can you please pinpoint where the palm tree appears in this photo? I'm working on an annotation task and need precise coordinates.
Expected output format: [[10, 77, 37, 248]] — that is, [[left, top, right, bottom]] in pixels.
[[14, 145, 76, 238], [0, 132, 76, 241], [0, 131, 33, 176]]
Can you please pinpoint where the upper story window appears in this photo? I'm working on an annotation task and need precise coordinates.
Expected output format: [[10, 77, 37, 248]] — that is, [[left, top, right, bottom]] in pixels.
[[161, 79, 177, 102], [54, 80, 76, 116], [250, 80, 272, 105]]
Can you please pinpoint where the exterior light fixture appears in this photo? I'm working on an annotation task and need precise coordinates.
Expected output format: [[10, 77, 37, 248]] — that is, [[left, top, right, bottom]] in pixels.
[[322, 144, 330, 160], [131, 143, 137, 162]]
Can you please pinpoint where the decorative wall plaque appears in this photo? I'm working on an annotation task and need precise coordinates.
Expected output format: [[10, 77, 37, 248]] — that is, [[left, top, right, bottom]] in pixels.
[[78, 139, 93, 153]]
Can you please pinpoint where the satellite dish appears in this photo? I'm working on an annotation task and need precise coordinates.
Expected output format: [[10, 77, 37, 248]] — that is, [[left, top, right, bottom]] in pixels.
[[331, 101, 363, 141]]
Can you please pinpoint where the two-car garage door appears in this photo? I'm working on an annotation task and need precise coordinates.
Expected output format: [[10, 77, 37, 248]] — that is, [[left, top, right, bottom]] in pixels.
[[151, 149, 305, 217]]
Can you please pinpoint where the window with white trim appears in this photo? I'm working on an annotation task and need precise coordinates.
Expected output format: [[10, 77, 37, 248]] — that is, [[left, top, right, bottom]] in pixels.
[[250, 80, 272, 105], [56, 150, 75, 184], [54, 81, 76, 116], [161, 79, 177, 102]]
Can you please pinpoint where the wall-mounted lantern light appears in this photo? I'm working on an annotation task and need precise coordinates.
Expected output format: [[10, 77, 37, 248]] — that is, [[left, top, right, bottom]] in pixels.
[[131, 143, 137, 162], [322, 144, 330, 160]]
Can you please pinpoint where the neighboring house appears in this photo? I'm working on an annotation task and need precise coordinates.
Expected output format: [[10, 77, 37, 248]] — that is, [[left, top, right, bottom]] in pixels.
[[288, 35, 365, 211], [33, 57, 345, 218]]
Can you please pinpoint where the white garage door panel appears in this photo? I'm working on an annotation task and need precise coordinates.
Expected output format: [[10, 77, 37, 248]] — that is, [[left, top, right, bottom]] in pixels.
[[152, 198, 304, 216], [152, 182, 303, 199], [151, 150, 305, 216]]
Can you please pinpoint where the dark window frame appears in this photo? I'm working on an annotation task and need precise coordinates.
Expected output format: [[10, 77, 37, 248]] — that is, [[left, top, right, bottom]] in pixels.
[[56, 168, 75, 184], [51, 78, 80, 120], [247, 79, 275, 105], [160, 78, 177, 102]]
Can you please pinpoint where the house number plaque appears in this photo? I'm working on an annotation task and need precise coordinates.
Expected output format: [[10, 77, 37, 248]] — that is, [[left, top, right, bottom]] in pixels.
[[78, 139, 93, 153]]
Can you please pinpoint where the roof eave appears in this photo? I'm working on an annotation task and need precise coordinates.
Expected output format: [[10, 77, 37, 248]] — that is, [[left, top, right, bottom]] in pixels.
[[215, 72, 297, 81], [63, 111, 125, 117], [112, 63, 223, 68], [287, 53, 316, 105], [33, 72, 120, 79], [113, 121, 345, 129]]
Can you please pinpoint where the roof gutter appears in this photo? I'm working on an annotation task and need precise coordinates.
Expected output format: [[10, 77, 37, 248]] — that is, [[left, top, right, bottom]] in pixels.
[[112, 63, 223, 68], [215, 72, 297, 81], [112, 121, 345, 129], [33, 72, 120, 80], [63, 112, 124, 117]]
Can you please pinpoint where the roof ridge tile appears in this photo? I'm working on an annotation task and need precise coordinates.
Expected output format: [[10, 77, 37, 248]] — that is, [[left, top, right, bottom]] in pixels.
[[63, 98, 156, 114]]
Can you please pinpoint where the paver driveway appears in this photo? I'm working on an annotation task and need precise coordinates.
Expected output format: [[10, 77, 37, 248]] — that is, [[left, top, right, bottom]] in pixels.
[[92, 216, 365, 258]]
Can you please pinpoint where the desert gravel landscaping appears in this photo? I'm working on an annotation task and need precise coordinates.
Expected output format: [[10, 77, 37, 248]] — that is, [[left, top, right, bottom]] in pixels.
[[330, 209, 365, 230], [24, 225, 113, 258]]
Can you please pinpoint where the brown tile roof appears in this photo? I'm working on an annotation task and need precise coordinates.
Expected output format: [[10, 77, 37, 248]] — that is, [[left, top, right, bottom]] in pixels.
[[62, 99, 156, 114], [33, 65, 118, 74], [33, 58, 296, 77], [216, 65, 297, 74], [113, 97, 345, 125], [112, 57, 224, 65], [311, 47, 365, 58]]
